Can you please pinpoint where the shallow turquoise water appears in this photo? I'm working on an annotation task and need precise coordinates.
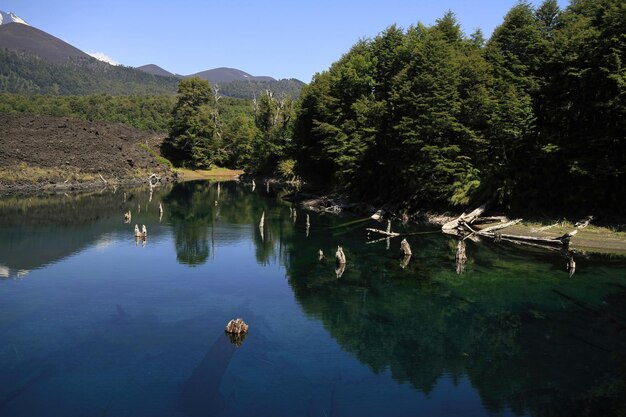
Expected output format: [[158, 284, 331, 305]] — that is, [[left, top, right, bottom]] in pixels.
[[1, 181, 625, 417]]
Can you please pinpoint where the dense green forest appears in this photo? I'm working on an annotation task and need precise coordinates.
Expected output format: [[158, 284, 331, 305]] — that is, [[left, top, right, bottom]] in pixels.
[[292, 0, 625, 215], [216, 78, 305, 99], [162, 77, 296, 174], [0, 49, 179, 95], [0, 93, 175, 131]]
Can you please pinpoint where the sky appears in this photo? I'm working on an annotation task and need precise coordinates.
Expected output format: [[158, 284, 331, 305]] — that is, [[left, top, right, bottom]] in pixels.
[[2, 0, 569, 83]]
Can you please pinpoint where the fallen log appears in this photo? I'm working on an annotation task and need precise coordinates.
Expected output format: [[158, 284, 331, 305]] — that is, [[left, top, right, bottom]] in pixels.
[[366, 228, 399, 237], [496, 230, 577, 246], [442, 204, 489, 234], [471, 216, 509, 224], [457, 217, 577, 247], [478, 219, 522, 234]]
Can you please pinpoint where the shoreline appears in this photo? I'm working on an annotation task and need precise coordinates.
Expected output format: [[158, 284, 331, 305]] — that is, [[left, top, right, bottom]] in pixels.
[[280, 186, 626, 256], [3, 175, 625, 255]]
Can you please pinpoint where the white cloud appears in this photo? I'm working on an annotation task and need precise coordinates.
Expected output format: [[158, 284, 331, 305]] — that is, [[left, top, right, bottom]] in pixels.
[[88, 52, 120, 66]]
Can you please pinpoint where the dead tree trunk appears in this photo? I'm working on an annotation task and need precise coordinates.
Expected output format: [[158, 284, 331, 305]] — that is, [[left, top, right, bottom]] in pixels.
[[400, 239, 412, 256], [455, 240, 467, 275], [335, 246, 346, 266]]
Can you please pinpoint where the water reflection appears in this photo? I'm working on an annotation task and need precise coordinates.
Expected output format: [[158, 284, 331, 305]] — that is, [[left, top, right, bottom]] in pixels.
[[1, 181, 626, 417], [285, 231, 626, 417], [0, 187, 169, 276]]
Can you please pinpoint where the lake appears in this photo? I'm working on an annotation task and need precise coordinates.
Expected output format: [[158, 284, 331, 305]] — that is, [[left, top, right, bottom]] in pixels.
[[1, 180, 626, 417]]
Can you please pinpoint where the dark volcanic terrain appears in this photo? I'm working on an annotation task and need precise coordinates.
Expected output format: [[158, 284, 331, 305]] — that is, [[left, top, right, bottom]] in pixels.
[[0, 113, 173, 191]]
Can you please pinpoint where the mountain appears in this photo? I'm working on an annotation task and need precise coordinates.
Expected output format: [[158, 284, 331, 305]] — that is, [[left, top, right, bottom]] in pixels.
[[135, 64, 305, 98], [0, 11, 303, 98], [0, 22, 91, 64], [137, 64, 177, 78], [184, 67, 275, 83], [0, 11, 28, 25]]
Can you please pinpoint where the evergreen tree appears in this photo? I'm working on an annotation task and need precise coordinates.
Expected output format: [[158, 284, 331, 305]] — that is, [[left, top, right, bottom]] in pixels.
[[164, 77, 219, 168]]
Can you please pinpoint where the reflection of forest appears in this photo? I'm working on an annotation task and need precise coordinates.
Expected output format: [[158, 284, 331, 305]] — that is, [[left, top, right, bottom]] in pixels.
[[284, 242, 626, 417], [5, 181, 626, 416], [164, 180, 296, 267], [0, 187, 169, 275]]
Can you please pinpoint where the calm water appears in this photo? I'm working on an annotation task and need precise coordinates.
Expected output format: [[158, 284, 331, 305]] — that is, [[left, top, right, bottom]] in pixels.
[[1, 181, 626, 417]]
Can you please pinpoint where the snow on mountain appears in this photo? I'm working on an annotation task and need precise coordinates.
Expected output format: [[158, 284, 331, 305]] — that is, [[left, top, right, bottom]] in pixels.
[[0, 11, 29, 26]]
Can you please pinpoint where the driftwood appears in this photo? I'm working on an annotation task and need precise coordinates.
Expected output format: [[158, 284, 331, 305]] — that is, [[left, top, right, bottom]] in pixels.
[[366, 220, 398, 237], [471, 216, 509, 225], [459, 218, 577, 246], [371, 210, 384, 221], [575, 215, 594, 228], [366, 228, 399, 237], [442, 204, 488, 234]]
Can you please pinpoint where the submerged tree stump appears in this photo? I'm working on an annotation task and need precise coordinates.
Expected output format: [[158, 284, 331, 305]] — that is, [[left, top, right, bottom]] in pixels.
[[225, 318, 249, 335], [456, 240, 467, 274], [335, 246, 346, 266], [400, 238, 412, 256]]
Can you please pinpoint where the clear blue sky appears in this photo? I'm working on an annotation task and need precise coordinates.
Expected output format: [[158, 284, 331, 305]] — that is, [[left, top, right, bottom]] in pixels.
[[2, 0, 569, 82]]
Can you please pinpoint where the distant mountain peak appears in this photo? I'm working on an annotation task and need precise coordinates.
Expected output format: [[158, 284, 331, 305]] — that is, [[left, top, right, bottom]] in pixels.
[[0, 11, 29, 26]]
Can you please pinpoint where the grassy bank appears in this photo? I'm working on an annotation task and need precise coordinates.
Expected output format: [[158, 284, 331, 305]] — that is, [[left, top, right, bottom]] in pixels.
[[174, 167, 243, 181], [501, 221, 626, 255]]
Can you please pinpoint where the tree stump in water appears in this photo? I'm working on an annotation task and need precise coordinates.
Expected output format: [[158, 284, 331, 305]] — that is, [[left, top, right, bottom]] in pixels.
[[456, 240, 467, 274], [335, 246, 346, 265], [400, 239, 412, 256], [225, 318, 249, 335]]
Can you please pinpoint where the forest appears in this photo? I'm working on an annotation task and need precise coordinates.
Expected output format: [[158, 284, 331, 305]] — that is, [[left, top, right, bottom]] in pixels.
[[162, 0, 624, 216], [292, 0, 624, 215]]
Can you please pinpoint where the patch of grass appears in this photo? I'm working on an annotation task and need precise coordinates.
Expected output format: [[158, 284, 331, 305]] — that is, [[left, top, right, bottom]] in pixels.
[[175, 167, 244, 181], [137, 143, 174, 169], [0, 164, 98, 184]]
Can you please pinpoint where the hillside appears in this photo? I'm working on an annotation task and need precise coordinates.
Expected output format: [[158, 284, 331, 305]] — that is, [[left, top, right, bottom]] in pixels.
[[0, 48, 178, 95], [137, 64, 177, 78], [0, 113, 174, 191], [185, 67, 274, 83], [136, 65, 305, 98], [218, 78, 305, 99], [0, 22, 91, 64]]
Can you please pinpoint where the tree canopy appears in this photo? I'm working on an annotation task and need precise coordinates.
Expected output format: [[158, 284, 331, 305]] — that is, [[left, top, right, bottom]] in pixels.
[[292, 0, 625, 216]]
